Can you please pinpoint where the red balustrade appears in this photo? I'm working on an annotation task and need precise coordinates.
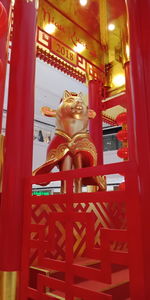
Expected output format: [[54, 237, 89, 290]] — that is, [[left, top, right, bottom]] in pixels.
[[19, 162, 133, 300]]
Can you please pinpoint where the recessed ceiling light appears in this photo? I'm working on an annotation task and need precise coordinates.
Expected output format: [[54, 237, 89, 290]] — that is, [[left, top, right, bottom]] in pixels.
[[112, 74, 125, 87], [73, 43, 85, 53], [80, 0, 88, 6], [108, 23, 115, 31], [44, 23, 56, 34]]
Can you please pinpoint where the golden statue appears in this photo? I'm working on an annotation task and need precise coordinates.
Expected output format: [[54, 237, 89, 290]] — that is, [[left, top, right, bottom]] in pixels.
[[33, 90, 106, 192]]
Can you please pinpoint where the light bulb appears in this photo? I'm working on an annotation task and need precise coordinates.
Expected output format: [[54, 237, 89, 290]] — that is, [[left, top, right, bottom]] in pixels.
[[80, 0, 88, 6], [44, 23, 56, 34], [73, 43, 85, 53], [108, 23, 115, 31], [112, 74, 125, 87]]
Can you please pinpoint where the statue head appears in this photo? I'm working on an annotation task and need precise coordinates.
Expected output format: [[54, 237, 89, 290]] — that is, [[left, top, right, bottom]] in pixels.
[[58, 90, 87, 119]]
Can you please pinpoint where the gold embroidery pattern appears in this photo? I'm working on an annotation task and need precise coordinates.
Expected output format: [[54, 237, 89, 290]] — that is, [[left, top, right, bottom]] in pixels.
[[55, 129, 72, 141], [46, 138, 97, 165], [33, 129, 106, 190], [55, 129, 90, 142], [73, 138, 97, 164], [46, 143, 69, 162]]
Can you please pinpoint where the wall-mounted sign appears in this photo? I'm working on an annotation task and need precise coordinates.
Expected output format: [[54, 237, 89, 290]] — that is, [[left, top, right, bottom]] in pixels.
[[51, 37, 77, 67], [37, 27, 105, 81], [32, 190, 52, 195], [37, 0, 105, 81]]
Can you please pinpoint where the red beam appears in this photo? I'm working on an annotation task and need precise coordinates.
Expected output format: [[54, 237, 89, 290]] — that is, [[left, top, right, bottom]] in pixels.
[[102, 93, 127, 111]]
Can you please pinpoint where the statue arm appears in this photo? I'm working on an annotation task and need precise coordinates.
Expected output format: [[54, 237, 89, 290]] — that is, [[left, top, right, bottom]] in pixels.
[[88, 109, 96, 119], [41, 106, 56, 118]]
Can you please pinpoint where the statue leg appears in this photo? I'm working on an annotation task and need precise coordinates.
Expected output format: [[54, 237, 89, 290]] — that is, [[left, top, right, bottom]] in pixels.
[[60, 154, 72, 193], [73, 152, 82, 193]]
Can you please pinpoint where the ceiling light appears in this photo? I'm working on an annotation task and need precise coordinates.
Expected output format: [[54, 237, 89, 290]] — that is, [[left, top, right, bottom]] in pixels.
[[73, 43, 85, 53], [44, 23, 56, 34], [112, 74, 125, 87], [108, 23, 115, 31], [80, 0, 88, 6]]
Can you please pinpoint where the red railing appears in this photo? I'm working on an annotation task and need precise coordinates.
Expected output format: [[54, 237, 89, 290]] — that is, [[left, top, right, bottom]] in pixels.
[[19, 161, 136, 300]]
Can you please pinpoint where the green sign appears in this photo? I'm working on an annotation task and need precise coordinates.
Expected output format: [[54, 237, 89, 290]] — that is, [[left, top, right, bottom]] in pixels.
[[32, 191, 51, 196]]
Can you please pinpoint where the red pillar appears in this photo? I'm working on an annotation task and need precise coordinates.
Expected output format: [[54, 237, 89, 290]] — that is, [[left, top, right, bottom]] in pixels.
[[125, 63, 145, 300], [0, 0, 11, 131], [88, 80, 103, 165], [0, 0, 37, 270], [126, 1, 150, 299]]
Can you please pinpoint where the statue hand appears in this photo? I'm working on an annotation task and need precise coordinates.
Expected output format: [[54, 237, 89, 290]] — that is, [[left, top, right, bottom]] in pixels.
[[88, 109, 96, 119]]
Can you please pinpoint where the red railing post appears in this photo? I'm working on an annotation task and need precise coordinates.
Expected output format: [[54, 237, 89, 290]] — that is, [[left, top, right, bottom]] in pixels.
[[88, 80, 103, 165]]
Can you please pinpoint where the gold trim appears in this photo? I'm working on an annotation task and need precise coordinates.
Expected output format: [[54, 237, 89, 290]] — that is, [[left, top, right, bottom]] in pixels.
[[47, 143, 69, 162], [46, 292, 64, 300], [55, 129, 72, 142], [33, 134, 97, 176], [33, 129, 106, 190], [87, 186, 98, 192], [99, 0, 108, 47], [46, 137, 97, 164], [55, 129, 89, 142], [0, 272, 18, 300], [95, 175, 106, 191]]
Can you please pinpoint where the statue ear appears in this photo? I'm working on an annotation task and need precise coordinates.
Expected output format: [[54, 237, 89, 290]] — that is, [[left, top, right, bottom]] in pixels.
[[63, 90, 70, 99]]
